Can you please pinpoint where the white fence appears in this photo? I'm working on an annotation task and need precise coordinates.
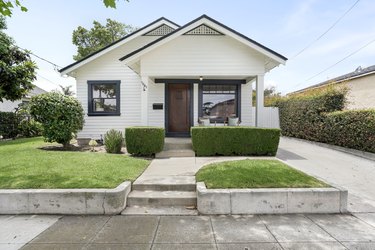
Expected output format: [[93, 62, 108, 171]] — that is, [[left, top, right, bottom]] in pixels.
[[251, 107, 280, 128]]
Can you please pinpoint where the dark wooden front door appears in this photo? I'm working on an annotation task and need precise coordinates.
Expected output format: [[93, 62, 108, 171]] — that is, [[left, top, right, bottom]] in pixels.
[[167, 84, 191, 135]]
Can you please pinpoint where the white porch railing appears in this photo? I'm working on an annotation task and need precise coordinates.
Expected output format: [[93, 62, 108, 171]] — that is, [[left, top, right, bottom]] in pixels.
[[251, 107, 280, 128]]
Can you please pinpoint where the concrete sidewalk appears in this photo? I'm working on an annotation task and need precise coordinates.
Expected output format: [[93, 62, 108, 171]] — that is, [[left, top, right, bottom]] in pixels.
[[0, 215, 59, 250], [277, 137, 375, 213], [19, 213, 375, 249]]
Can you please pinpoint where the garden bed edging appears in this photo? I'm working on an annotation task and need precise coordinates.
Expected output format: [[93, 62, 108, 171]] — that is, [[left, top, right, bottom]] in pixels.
[[0, 181, 131, 215], [197, 182, 348, 215]]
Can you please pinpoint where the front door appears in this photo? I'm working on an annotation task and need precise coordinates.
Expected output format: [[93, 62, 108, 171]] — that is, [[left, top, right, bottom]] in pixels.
[[167, 84, 191, 136]]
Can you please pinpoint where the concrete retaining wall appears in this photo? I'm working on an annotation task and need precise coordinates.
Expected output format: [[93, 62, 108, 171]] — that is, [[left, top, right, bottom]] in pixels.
[[197, 182, 348, 215], [0, 181, 131, 215]]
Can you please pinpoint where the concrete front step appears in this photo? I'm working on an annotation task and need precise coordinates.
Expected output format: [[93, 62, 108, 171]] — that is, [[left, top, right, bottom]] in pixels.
[[164, 142, 193, 150], [127, 190, 197, 206], [155, 149, 195, 158], [122, 205, 198, 215], [133, 176, 196, 191]]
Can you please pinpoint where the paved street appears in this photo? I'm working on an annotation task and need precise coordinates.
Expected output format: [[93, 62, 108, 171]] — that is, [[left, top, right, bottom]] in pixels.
[[10, 214, 375, 250]]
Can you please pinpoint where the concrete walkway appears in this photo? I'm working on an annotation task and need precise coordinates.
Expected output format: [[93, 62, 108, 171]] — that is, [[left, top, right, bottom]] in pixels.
[[19, 213, 375, 249], [277, 137, 375, 213]]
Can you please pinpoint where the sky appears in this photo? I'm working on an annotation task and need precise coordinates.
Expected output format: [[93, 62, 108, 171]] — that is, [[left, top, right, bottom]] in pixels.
[[4, 0, 375, 94]]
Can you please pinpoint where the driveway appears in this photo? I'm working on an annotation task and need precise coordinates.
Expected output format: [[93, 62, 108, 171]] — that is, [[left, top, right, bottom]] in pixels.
[[277, 137, 375, 213]]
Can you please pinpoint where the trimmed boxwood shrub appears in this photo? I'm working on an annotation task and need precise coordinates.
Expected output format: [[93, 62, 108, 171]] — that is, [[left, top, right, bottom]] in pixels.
[[0, 111, 20, 139], [191, 127, 281, 156], [323, 110, 375, 153], [125, 127, 164, 156]]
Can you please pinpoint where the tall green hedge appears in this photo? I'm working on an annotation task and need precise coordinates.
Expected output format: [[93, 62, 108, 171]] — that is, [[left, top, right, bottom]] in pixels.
[[191, 127, 281, 156], [277, 88, 346, 141], [323, 110, 375, 153], [125, 127, 164, 156], [277, 87, 375, 153]]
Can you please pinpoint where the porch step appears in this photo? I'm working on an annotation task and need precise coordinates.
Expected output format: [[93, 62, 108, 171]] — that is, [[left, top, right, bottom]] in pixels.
[[122, 205, 198, 215], [164, 138, 193, 150], [155, 149, 195, 158], [127, 190, 197, 206], [133, 176, 196, 191]]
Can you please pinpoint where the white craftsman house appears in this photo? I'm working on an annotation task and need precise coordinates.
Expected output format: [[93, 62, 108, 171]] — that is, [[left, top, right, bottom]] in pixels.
[[59, 15, 287, 140]]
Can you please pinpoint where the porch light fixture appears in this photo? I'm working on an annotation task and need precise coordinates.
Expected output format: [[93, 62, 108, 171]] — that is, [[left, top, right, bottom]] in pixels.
[[199, 76, 203, 82]]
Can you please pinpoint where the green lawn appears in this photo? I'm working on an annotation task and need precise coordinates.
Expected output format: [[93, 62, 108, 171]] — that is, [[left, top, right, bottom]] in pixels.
[[196, 159, 329, 189], [0, 137, 150, 189]]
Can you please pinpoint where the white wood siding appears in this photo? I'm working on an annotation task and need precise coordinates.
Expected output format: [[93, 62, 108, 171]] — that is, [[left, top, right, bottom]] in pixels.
[[147, 81, 164, 127], [74, 36, 157, 139], [241, 82, 252, 126], [141, 36, 266, 77], [193, 84, 199, 126]]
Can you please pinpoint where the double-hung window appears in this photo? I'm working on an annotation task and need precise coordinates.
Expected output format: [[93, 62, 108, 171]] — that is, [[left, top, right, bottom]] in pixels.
[[87, 81, 120, 116]]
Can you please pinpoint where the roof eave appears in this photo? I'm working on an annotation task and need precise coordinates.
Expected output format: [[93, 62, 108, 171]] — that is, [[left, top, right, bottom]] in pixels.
[[59, 17, 180, 76]]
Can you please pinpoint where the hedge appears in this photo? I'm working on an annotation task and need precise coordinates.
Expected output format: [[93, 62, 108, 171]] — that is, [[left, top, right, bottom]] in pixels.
[[0, 112, 20, 139], [322, 110, 375, 153], [277, 87, 375, 153], [125, 127, 165, 156], [191, 127, 281, 156], [277, 88, 346, 141]]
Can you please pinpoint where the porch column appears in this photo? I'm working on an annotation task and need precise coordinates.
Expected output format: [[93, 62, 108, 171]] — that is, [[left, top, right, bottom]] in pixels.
[[140, 75, 149, 126], [255, 74, 264, 127]]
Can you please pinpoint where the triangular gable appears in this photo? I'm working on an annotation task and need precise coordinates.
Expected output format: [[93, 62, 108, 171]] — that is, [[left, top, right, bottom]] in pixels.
[[119, 15, 287, 66], [59, 17, 180, 75], [143, 24, 175, 36], [184, 24, 223, 35]]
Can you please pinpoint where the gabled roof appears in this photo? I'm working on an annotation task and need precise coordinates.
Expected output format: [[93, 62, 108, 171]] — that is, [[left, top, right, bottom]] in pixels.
[[119, 14, 287, 64], [291, 65, 375, 94], [59, 17, 180, 75]]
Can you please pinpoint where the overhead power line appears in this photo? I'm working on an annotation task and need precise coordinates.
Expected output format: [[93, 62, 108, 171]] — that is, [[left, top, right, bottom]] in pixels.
[[289, 37, 375, 92], [290, 0, 360, 60], [0, 36, 62, 70], [28, 51, 62, 71]]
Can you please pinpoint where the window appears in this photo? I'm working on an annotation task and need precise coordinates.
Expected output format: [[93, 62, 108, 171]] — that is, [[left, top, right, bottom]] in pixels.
[[88, 81, 120, 116], [200, 84, 240, 123]]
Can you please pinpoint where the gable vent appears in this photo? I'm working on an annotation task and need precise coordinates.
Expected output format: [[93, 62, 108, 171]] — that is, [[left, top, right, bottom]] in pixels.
[[144, 24, 175, 36], [184, 24, 223, 35]]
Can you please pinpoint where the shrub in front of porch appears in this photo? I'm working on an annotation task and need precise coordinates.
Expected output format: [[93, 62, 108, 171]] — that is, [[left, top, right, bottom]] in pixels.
[[191, 127, 280, 156], [125, 127, 164, 156]]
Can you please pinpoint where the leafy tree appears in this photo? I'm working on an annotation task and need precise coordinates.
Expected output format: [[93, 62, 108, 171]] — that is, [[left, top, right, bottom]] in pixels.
[[0, 16, 37, 102], [0, 0, 27, 17], [29, 92, 84, 148], [0, 0, 128, 17], [59, 84, 75, 96], [72, 18, 136, 60], [103, 0, 129, 8], [252, 86, 282, 107]]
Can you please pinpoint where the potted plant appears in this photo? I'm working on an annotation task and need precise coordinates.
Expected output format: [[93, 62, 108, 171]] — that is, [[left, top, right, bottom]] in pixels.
[[228, 116, 239, 126]]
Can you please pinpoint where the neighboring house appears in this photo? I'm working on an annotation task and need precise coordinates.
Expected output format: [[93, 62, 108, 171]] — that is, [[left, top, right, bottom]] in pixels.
[[291, 65, 375, 110], [0, 86, 47, 112], [59, 15, 287, 140]]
